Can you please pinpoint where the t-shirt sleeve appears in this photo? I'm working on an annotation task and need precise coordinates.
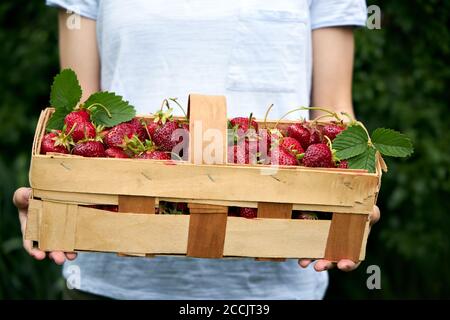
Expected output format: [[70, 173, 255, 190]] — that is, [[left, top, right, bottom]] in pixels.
[[45, 0, 99, 20], [310, 0, 367, 30]]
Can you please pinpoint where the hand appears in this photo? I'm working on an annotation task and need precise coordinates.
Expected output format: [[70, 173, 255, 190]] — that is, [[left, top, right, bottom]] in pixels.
[[298, 205, 380, 272], [13, 187, 77, 265]]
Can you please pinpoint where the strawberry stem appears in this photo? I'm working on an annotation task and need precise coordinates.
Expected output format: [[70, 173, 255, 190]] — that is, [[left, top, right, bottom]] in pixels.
[[87, 103, 112, 118], [168, 98, 188, 119], [160, 99, 169, 112], [263, 103, 274, 129], [355, 120, 373, 145]]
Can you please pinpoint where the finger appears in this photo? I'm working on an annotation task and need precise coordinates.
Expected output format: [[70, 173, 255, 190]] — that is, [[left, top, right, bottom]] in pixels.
[[23, 240, 46, 260], [13, 187, 31, 210], [65, 252, 78, 261], [298, 259, 313, 268], [314, 259, 335, 271], [369, 205, 380, 226], [337, 259, 359, 272], [49, 251, 66, 265]]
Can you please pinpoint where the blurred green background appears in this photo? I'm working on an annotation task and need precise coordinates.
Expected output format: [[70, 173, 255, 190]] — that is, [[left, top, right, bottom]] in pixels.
[[0, 0, 449, 299]]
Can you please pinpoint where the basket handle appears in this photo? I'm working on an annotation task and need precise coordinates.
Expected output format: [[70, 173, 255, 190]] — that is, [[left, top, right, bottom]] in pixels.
[[187, 94, 228, 164]]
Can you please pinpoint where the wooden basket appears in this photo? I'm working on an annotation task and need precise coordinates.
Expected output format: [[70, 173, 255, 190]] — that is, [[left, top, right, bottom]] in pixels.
[[25, 94, 382, 262]]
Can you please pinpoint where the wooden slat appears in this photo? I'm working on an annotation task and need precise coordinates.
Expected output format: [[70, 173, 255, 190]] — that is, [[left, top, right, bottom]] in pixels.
[[32, 190, 373, 214], [25, 198, 42, 241], [27, 201, 335, 259], [187, 207, 228, 258], [39, 201, 77, 251], [223, 218, 330, 258], [75, 207, 189, 253], [30, 156, 379, 212], [185, 94, 229, 258], [118, 195, 155, 257], [187, 94, 227, 165], [256, 202, 293, 261], [118, 195, 155, 214], [257, 202, 293, 219], [324, 213, 368, 262]]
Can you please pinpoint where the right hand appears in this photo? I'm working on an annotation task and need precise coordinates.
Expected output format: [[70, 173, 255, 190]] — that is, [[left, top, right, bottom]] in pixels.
[[13, 187, 77, 265]]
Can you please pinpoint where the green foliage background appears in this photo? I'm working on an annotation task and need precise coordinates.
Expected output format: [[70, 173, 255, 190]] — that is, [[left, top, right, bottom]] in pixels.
[[0, 0, 449, 299]]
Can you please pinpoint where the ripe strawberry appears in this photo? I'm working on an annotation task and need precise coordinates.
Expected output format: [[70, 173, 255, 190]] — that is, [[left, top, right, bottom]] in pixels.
[[337, 160, 348, 169], [136, 150, 171, 160], [105, 147, 129, 158], [279, 137, 304, 156], [287, 123, 311, 150], [146, 121, 159, 140], [308, 129, 322, 145], [229, 114, 258, 134], [153, 120, 181, 152], [270, 147, 299, 166], [302, 143, 333, 168], [66, 120, 96, 142], [239, 207, 257, 219], [72, 140, 106, 157], [321, 123, 345, 141], [104, 123, 135, 148], [228, 144, 249, 164], [127, 118, 148, 141], [41, 131, 70, 154], [64, 109, 90, 131], [295, 212, 318, 220]]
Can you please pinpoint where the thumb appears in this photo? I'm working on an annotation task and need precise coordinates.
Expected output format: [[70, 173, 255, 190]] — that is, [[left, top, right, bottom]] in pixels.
[[13, 187, 32, 210]]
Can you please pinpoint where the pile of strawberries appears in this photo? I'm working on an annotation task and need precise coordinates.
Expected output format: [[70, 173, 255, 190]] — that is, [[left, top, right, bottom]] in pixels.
[[227, 114, 348, 168], [41, 107, 188, 160]]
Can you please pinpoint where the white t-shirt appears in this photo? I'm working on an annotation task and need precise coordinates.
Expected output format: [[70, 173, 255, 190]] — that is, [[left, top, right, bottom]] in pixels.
[[47, 0, 367, 300]]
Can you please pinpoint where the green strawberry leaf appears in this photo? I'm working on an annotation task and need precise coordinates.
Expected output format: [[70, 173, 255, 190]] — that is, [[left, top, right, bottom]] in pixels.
[[348, 146, 377, 173], [50, 69, 82, 112], [85, 92, 136, 127], [372, 128, 414, 157], [45, 108, 68, 131], [332, 125, 369, 160]]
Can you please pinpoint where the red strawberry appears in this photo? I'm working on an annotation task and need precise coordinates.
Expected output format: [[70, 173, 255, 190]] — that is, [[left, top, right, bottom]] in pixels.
[[321, 123, 345, 141], [308, 129, 322, 145], [104, 123, 134, 148], [105, 147, 129, 158], [287, 123, 311, 150], [153, 120, 181, 152], [66, 120, 96, 143], [146, 121, 159, 140], [72, 140, 106, 157], [136, 150, 171, 160], [228, 144, 249, 164], [127, 118, 148, 141], [230, 114, 258, 133], [337, 160, 348, 169], [270, 147, 298, 166], [302, 143, 333, 168], [297, 212, 318, 220], [64, 109, 90, 131], [279, 137, 304, 156], [41, 131, 70, 154], [239, 207, 257, 219]]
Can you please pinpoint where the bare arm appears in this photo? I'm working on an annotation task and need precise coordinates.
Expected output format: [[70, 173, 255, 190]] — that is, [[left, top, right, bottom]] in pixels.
[[300, 27, 380, 272], [58, 10, 100, 100], [14, 12, 101, 265], [310, 27, 356, 119]]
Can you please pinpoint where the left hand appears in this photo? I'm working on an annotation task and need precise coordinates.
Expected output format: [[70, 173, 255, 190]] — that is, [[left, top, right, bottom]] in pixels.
[[298, 205, 380, 272]]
